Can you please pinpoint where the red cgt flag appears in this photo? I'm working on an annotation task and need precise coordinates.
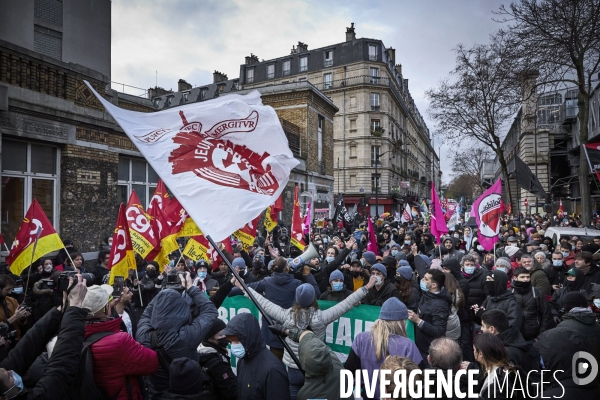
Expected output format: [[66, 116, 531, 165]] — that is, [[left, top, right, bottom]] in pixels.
[[290, 186, 306, 251], [126, 191, 159, 258], [148, 180, 171, 212], [107, 203, 136, 285]]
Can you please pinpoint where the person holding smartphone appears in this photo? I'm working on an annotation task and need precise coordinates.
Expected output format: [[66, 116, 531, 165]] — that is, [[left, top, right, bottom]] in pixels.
[[0, 276, 29, 344]]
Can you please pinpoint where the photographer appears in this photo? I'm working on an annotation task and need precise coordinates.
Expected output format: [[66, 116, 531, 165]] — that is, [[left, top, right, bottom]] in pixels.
[[0, 274, 88, 400], [0, 276, 29, 343], [30, 272, 62, 323], [139, 261, 163, 305]]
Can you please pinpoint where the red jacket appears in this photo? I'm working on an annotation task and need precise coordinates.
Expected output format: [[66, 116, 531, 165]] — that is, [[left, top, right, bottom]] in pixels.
[[85, 317, 158, 400]]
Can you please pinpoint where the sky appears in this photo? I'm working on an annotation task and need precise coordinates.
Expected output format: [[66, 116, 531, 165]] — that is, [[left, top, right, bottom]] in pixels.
[[111, 0, 509, 182]]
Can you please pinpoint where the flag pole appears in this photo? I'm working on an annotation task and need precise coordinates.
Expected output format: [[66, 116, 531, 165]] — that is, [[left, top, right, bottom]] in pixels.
[[134, 268, 144, 307], [206, 234, 305, 375], [24, 228, 42, 297]]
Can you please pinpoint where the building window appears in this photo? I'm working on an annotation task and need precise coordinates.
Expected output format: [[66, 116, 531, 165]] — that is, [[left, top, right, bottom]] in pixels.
[[370, 67, 379, 84], [267, 64, 275, 79], [371, 93, 380, 110], [1, 140, 59, 241], [369, 44, 378, 61], [371, 146, 381, 167], [299, 56, 308, 72], [33, 25, 62, 60], [324, 50, 333, 67], [324, 73, 333, 89], [118, 158, 159, 208], [371, 119, 381, 131], [246, 68, 254, 83], [371, 173, 381, 192], [199, 88, 207, 100], [350, 175, 357, 187], [349, 143, 357, 158], [282, 60, 291, 76], [183, 91, 190, 102], [153, 98, 161, 107]]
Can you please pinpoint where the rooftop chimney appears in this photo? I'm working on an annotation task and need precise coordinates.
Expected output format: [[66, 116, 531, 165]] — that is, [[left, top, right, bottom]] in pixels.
[[245, 53, 260, 65], [147, 86, 173, 99], [386, 47, 396, 64], [178, 79, 192, 92], [297, 42, 308, 53], [346, 22, 356, 42], [213, 70, 228, 83], [395, 64, 402, 76]]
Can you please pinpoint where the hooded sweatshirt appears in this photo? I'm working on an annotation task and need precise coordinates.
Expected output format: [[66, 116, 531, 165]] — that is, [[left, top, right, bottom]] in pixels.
[[477, 270, 522, 331], [550, 269, 589, 317], [558, 308, 600, 367]]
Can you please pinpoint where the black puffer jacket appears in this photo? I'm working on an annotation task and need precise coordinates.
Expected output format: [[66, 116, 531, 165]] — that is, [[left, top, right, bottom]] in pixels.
[[477, 270, 522, 331], [535, 327, 600, 399], [511, 281, 554, 341], [550, 269, 589, 318], [583, 265, 600, 293], [414, 287, 452, 354], [197, 341, 237, 400], [225, 313, 290, 400], [557, 308, 600, 365], [496, 326, 539, 372], [442, 258, 471, 322], [464, 267, 489, 307], [363, 281, 401, 306], [319, 287, 354, 302], [136, 286, 218, 397], [543, 263, 568, 290], [313, 248, 350, 294]]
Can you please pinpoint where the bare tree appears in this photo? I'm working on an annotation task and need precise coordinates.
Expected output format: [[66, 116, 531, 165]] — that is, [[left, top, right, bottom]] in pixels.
[[426, 35, 522, 207], [446, 174, 477, 202], [451, 145, 495, 196], [497, 0, 600, 224]]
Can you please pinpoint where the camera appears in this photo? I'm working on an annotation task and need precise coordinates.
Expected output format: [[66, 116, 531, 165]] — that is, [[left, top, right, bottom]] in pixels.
[[0, 323, 16, 341], [57, 271, 95, 292], [40, 278, 56, 290], [164, 272, 185, 292]]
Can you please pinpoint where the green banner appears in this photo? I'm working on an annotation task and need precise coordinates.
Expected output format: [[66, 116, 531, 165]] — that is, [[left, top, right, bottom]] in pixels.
[[218, 296, 415, 367]]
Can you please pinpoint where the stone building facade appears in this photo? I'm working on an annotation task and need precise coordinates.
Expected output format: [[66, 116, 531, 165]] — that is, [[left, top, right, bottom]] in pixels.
[[237, 24, 440, 215]]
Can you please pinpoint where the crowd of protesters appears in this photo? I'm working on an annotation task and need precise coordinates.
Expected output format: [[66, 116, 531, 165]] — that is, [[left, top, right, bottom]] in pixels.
[[0, 210, 600, 399]]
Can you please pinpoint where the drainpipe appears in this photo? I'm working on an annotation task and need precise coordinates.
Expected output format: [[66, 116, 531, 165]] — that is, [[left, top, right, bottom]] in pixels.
[[343, 66, 347, 192]]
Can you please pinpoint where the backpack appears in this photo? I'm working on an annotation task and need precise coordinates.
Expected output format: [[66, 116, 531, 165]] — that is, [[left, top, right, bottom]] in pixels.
[[70, 331, 133, 400]]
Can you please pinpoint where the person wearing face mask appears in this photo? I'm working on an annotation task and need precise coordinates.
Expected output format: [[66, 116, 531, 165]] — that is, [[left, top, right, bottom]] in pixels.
[[0, 276, 29, 343], [193, 260, 219, 293], [418, 233, 435, 256], [492, 257, 513, 288], [251, 254, 269, 282], [363, 264, 401, 306], [510, 268, 554, 342], [139, 261, 163, 305], [312, 238, 355, 295], [474, 270, 522, 333], [520, 253, 551, 296], [550, 268, 589, 323], [222, 313, 290, 400], [319, 270, 353, 302], [547, 251, 568, 292], [197, 318, 237, 400], [341, 259, 371, 292], [560, 242, 576, 266], [231, 257, 257, 285]]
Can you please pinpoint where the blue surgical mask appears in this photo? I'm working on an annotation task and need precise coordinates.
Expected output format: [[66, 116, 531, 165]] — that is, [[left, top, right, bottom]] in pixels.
[[230, 343, 246, 359], [198, 272, 207, 280], [169, 260, 175, 268], [323, 238, 328, 244], [391, 250, 399, 256], [594, 299, 600, 309], [332, 282, 344, 292], [552, 260, 563, 268], [12, 371, 23, 391], [495, 267, 507, 274], [12, 287, 23, 295], [561, 251, 570, 258], [404, 240, 411, 245], [419, 279, 429, 292], [326, 256, 335, 263], [464, 266, 476, 275]]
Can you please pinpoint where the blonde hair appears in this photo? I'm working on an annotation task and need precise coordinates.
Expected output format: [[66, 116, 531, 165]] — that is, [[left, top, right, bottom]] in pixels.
[[370, 319, 407, 361], [380, 356, 421, 400]]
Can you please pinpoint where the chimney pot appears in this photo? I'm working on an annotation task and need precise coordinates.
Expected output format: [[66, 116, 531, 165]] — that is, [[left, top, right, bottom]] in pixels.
[[178, 79, 192, 92], [213, 70, 228, 83], [345, 22, 356, 41]]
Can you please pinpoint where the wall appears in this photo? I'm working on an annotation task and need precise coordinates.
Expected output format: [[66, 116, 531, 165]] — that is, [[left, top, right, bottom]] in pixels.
[[0, 0, 35, 50]]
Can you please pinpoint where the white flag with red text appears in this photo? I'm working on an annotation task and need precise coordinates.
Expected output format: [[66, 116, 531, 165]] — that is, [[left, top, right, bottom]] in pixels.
[[85, 82, 298, 241], [401, 204, 412, 223]]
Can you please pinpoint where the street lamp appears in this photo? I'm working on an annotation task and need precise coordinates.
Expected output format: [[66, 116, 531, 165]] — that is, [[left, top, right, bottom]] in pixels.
[[374, 150, 395, 217]]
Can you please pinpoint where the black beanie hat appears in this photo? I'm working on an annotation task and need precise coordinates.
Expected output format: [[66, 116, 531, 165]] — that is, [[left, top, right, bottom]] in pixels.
[[204, 318, 226, 341], [169, 357, 203, 395], [563, 292, 588, 313]]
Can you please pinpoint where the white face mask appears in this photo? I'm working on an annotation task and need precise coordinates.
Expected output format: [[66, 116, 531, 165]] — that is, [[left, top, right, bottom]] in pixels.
[[375, 276, 383, 286], [594, 299, 600, 309]]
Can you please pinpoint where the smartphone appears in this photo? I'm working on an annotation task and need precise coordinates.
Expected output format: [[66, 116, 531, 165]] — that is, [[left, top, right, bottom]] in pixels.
[[112, 276, 124, 298]]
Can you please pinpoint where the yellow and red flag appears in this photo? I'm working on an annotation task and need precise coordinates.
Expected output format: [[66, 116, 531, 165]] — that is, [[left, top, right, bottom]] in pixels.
[[146, 198, 179, 271], [558, 199, 564, 218], [183, 235, 210, 263], [507, 202, 512, 216], [233, 215, 260, 251], [7, 199, 63, 275], [126, 191, 158, 258], [148, 180, 171, 212], [290, 186, 306, 251], [264, 194, 283, 232], [163, 197, 202, 237], [107, 203, 136, 285]]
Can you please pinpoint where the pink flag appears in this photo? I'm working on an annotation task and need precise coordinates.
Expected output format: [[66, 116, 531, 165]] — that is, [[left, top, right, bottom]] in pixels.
[[470, 178, 505, 251], [303, 201, 311, 235], [367, 217, 379, 253], [430, 183, 448, 244]]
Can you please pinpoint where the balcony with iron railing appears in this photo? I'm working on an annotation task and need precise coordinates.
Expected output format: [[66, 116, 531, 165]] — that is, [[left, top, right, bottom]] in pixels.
[[324, 59, 333, 67]]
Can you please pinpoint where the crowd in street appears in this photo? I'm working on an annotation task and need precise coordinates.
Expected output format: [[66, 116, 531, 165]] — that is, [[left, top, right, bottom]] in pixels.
[[0, 212, 599, 399]]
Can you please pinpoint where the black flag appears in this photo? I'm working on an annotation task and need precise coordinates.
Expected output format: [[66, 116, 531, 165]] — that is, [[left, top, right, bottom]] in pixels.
[[509, 155, 547, 199]]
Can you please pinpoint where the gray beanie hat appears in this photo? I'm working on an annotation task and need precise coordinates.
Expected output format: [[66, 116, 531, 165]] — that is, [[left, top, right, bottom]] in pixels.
[[370, 263, 387, 278], [495, 257, 512, 270], [329, 270, 344, 283], [379, 297, 408, 320], [396, 265, 413, 281], [362, 251, 377, 266], [232, 257, 246, 269], [295, 283, 315, 307]]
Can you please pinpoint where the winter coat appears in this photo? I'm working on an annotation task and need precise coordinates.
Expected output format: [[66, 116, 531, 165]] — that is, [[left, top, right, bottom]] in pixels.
[[511, 281, 554, 341], [313, 248, 351, 294], [211, 270, 230, 286], [87, 263, 110, 285], [297, 331, 352, 400], [583, 265, 600, 293], [414, 287, 452, 354], [197, 342, 237, 400], [137, 286, 218, 398], [192, 275, 219, 292], [529, 261, 551, 296], [85, 317, 158, 400], [225, 313, 290, 400], [233, 272, 320, 349], [363, 282, 401, 306], [30, 280, 62, 323], [397, 281, 421, 313], [248, 285, 368, 369], [477, 271, 522, 331], [445, 289, 462, 340], [0, 296, 24, 339], [535, 327, 600, 399], [558, 308, 600, 363], [442, 258, 471, 322], [550, 269, 589, 318], [139, 274, 163, 305], [319, 287, 354, 302], [0, 307, 87, 400], [442, 237, 463, 263], [343, 269, 369, 292], [464, 267, 489, 307], [544, 263, 568, 290], [496, 326, 539, 372]]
